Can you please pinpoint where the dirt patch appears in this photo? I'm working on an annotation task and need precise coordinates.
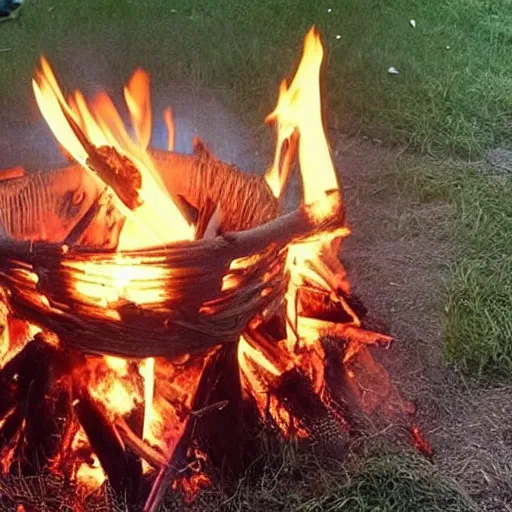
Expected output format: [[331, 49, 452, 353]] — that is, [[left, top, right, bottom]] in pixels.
[[333, 134, 512, 511]]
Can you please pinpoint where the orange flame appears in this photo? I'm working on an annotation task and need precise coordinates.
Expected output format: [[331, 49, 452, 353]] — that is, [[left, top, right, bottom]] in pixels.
[[163, 107, 175, 152], [266, 27, 338, 213], [33, 60, 195, 451]]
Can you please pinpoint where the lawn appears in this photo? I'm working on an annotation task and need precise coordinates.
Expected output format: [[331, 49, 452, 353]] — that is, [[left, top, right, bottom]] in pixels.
[[1, 0, 512, 510], [1, 0, 512, 157]]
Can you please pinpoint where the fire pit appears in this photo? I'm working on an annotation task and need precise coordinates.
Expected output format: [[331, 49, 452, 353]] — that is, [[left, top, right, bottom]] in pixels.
[[0, 27, 430, 510]]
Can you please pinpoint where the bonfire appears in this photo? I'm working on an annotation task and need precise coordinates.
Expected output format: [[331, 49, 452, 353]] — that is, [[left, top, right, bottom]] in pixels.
[[0, 27, 430, 510]]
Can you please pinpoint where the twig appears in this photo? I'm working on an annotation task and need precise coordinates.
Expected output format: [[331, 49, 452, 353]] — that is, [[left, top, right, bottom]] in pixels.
[[189, 399, 229, 418], [115, 418, 166, 469]]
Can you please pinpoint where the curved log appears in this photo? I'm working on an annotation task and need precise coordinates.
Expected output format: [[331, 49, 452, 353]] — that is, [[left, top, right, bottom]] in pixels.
[[0, 191, 343, 359], [0, 148, 279, 248]]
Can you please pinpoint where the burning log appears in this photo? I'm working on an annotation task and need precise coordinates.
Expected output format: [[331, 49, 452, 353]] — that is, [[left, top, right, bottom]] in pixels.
[[72, 387, 142, 499], [272, 368, 349, 455], [0, 333, 72, 477], [191, 344, 257, 477], [144, 349, 222, 512], [0, 189, 342, 360]]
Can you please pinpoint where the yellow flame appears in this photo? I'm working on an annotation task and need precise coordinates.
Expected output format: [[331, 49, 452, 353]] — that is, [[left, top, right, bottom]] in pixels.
[[266, 26, 338, 213], [33, 58, 194, 249]]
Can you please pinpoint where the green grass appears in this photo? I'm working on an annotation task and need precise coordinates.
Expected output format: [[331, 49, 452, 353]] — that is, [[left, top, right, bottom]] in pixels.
[[1, 0, 512, 156], [444, 171, 512, 377], [392, 163, 512, 378], [169, 444, 476, 512]]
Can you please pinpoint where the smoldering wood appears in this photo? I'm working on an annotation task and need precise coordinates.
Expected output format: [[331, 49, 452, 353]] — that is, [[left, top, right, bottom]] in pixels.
[[272, 367, 349, 455], [0, 335, 66, 465], [73, 388, 142, 498], [15, 342, 64, 475]]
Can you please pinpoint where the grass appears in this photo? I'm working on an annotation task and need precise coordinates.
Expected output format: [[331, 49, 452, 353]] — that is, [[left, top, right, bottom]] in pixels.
[[199, 449, 476, 512], [444, 171, 512, 377], [0, 444, 476, 512], [391, 162, 512, 378], [0, 0, 512, 156]]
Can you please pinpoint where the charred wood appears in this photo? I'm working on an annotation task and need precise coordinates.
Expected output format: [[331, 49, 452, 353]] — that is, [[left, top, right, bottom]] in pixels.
[[192, 344, 257, 478], [73, 388, 142, 500], [272, 368, 348, 456], [144, 349, 223, 512]]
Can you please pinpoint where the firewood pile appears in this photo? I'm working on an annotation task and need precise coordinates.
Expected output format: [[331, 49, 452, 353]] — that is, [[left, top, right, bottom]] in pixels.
[[0, 27, 430, 511]]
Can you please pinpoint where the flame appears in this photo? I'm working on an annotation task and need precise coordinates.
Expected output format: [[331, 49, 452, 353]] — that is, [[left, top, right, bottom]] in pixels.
[[71, 427, 106, 489], [33, 57, 194, 249], [163, 107, 175, 152], [85, 356, 141, 418], [139, 357, 156, 441], [266, 27, 338, 212], [33, 59, 197, 448]]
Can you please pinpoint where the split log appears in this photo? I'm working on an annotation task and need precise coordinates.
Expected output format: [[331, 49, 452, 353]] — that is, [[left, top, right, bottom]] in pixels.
[[0, 334, 71, 475]]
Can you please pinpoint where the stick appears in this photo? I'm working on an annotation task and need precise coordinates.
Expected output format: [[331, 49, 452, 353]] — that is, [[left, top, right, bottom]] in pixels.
[[115, 417, 166, 469], [143, 349, 222, 512], [63, 188, 107, 247]]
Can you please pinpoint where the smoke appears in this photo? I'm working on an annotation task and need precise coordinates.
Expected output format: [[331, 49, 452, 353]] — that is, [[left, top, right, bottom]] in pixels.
[[1, 83, 272, 175], [151, 85, 270, 173]]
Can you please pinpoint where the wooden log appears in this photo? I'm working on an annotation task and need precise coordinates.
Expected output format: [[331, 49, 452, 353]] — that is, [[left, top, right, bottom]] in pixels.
[[272, 368, 348, 456], [192, 344, 250, 477], [0, 189, 342, 359], [73, 388, 142, 499], [144, 349, 223, 512], [14, 339, 67, 476]]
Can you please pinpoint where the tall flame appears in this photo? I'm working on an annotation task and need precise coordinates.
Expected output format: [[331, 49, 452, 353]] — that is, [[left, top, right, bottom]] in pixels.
[[33, 58, 193, 249], [266, 27, 338, 210], [32, 59, 196, 477]]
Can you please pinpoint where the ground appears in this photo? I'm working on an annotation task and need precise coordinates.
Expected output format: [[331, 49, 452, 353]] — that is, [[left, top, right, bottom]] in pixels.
[[336, 136, 512, 511], [1, 0, 512, 510]]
